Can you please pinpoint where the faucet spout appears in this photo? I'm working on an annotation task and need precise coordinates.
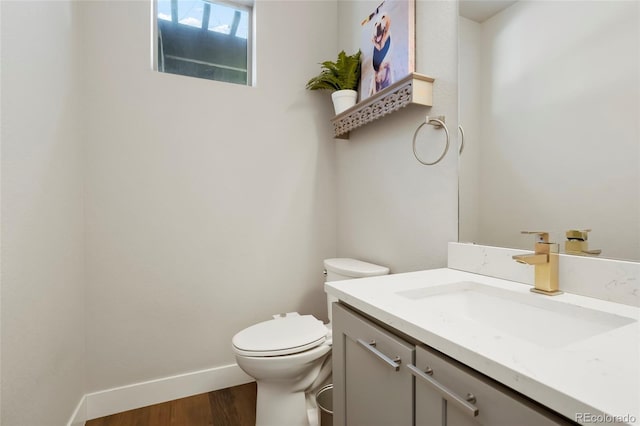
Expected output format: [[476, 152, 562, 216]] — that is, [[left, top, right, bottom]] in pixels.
[[512, 253, 548, 265], [513, 231, 562, 296]]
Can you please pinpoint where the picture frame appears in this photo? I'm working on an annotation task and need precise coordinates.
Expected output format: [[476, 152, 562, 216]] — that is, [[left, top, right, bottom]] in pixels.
[[359, 0, 415, 102]]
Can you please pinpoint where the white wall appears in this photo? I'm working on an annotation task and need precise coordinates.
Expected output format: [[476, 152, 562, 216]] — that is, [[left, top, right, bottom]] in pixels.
[[0, 0, 459, 418], [0, 1, 86, 425], [461, 1, 639, 260], [80, 0, 338, 392], [335, 0, 459, 272], [458, 16, 481, 244]]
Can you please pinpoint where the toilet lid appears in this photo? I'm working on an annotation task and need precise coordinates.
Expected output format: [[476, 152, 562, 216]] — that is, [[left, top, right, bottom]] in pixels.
[[232, 315, 328, 357]]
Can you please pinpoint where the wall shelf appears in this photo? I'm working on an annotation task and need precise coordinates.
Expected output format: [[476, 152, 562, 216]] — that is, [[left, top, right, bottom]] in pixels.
[[331, 73, 435, 139]]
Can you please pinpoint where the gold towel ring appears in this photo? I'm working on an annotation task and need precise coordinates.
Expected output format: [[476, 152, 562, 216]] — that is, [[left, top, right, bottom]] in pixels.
[[412, 116, 450, 166]]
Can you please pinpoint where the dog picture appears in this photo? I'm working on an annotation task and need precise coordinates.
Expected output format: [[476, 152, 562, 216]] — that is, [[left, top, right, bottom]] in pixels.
[[359, 0, 414, 102], [370, 13, 393, 95]]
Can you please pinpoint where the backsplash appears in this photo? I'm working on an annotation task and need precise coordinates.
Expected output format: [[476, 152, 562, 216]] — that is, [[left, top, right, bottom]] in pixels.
[[448, 242, 639, 307]]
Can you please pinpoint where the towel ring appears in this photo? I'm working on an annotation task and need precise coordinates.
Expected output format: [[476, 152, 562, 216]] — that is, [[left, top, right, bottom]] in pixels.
[[412, 116, 450, 166]]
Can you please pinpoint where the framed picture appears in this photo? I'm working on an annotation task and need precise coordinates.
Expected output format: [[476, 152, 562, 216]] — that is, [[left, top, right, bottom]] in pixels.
[[359, 0, 415, 102]]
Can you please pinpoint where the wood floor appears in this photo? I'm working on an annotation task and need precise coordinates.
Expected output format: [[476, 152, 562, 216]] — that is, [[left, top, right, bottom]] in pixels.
[[86, 382, 257, 426]]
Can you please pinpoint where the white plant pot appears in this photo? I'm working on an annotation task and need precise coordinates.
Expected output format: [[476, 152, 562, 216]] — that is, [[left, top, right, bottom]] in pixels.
[[331, 89, 357, 115]]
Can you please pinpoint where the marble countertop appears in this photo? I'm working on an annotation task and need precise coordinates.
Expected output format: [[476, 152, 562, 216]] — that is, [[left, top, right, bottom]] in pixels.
[[325, 268, 640, 425]]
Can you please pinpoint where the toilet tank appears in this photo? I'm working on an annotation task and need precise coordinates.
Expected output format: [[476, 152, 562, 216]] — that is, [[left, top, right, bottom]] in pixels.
[[323, 258, 389, 323]]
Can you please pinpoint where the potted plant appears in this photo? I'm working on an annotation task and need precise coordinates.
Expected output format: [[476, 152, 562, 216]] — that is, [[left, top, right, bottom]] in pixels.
[[306, 50, 362, 115]]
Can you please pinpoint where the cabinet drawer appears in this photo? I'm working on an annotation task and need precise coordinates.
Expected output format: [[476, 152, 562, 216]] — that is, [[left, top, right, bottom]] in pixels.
[[332, 303, 415, 426], [413, 345, 575, 426]]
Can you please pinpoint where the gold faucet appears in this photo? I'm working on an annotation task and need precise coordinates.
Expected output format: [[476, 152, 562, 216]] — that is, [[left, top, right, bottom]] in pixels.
[[512, 231, 562, 296], [565, 229, 602, 256]]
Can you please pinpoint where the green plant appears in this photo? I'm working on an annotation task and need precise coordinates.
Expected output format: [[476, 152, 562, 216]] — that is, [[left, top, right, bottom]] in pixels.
[[306, 50, 362, 92]]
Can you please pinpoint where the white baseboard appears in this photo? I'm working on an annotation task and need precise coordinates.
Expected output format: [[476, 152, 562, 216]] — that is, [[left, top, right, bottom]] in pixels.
[[67, 363, 253, 424], [67, 395, 87, 426]]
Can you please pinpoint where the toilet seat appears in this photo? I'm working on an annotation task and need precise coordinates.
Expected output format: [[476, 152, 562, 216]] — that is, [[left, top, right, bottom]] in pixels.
[[232, 315, 328, 357]]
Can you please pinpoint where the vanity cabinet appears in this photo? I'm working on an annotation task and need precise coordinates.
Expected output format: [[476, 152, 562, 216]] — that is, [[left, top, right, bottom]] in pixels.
[[413, 345, 573, 426], [333, 303, 575, 426], [332, 302, 414, 426]]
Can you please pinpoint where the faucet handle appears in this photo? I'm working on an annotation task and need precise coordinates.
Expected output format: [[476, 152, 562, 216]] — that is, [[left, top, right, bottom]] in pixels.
[[566, 229, 591, 241], [565, 229, 601, 256], [521, 231, 549, 243]]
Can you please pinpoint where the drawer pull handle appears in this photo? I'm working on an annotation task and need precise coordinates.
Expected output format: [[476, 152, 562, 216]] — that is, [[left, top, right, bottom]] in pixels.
[[408, 364, 479, 417], [356, 339, 401, 371]]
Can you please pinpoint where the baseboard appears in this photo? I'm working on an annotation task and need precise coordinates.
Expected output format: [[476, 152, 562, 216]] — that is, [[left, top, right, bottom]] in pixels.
[[83, 363, 253, 421], [67, 394, 87, 426]]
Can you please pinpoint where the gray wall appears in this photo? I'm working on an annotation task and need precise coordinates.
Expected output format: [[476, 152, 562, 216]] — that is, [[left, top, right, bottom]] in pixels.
[[1, 1, 86, 424], [80, 0, 339, 391], [335, 0, 459, 272], [0, 1, 460, 421]]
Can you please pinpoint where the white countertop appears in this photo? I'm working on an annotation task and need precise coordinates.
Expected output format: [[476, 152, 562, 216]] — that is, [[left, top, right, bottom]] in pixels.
[[325, 268, 640, 425]]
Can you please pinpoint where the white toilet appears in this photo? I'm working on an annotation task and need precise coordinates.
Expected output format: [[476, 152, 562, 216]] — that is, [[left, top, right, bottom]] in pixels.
[[232, 258, 389, 426]]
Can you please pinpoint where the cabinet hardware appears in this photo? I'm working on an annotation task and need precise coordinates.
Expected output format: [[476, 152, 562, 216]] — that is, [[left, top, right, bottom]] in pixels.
[[408, 364, 479, 417], [357, 338, 402, 371]]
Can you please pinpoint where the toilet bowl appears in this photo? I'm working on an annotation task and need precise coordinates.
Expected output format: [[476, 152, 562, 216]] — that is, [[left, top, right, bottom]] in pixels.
[[233, 314, 331, 426], [232, 258, 389, 426]]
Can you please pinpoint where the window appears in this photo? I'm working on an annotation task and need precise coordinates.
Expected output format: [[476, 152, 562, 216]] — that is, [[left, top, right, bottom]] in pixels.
[[154, 0, 253, 85]]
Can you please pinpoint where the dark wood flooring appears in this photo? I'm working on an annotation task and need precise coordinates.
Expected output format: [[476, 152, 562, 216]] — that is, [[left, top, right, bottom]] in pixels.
[[86, 382, 257, 426]]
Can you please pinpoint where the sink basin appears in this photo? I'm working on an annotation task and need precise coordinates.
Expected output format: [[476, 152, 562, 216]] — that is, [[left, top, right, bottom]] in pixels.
[[396, 282, 636, 348]]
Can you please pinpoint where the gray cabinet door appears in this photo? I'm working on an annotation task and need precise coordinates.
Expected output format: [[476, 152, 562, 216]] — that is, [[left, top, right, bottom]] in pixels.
[[414, 346, 575, 426], [332, 303, 414, 426]]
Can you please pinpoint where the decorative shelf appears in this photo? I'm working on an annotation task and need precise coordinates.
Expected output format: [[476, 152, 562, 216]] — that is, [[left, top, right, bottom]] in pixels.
[[331, 73, 435, 139]]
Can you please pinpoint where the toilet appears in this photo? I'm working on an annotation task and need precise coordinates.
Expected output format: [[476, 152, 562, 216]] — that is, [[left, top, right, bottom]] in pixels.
[[232, 258, 389, 426]]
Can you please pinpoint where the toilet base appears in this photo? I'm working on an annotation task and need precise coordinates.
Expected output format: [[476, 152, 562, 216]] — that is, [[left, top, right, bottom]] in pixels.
[[256, 382, 310, 426]]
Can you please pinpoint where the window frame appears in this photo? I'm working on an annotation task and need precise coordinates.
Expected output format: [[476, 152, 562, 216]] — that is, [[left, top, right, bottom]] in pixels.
[[151, 0, 254, 86]]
